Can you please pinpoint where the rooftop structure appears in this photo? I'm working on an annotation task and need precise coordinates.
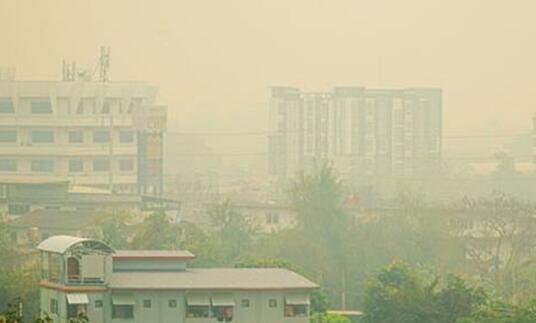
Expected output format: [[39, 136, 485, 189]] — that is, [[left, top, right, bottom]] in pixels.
[[37, 235, 317, 323]]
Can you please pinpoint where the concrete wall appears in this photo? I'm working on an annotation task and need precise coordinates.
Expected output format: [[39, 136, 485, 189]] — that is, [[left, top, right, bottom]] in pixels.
[[41, 289, 310, 323]]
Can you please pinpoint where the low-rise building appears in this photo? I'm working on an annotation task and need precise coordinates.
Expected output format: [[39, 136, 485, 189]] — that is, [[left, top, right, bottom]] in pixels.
[[37, 235, 318, 323]]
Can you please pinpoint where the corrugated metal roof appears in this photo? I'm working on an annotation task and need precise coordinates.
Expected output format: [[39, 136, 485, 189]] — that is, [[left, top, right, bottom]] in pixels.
[[37, 235, 90, 254], [37, 235, 114, 254], [114, 250, 195, 259], [110, 268, 318, 291]]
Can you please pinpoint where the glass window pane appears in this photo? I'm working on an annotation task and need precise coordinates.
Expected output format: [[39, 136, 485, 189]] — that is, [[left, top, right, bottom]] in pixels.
[[0, 130, 17, 142], [31, 130, 54, 143], [119, 131, 134, 143], [31, 99, 52, 114], [31, 160, 54, 172], [69, 160, 83, 173], [93, 159, 110, 171], [93, 130, 110, 143], [119, 159, 134, 172], [69, 131, 84, 143], [0, 99, 14, 113], [0, 160, 16, 171]]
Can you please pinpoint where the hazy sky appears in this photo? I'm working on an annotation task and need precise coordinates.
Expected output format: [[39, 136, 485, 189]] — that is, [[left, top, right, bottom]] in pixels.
[[2, 0, 536, 137]]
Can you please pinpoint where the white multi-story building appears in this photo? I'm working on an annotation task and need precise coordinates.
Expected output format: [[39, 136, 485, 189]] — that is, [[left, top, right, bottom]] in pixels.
[[268, 86, 442, 183], [0, 80, 166, 195]]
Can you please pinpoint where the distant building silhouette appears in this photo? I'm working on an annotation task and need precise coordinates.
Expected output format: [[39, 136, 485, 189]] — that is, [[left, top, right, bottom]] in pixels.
[[268, 86, 442, 184]]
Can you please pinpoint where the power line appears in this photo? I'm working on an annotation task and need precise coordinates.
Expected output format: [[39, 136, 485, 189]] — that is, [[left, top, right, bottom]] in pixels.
[[165, 130, 531, 140]]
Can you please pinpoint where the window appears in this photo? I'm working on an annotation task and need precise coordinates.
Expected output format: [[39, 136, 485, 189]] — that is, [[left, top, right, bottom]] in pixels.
[[76, 102, 84, 114], [0, 160, 16, 171], [95, 300, 103, 308], [241, 299, 250, 308], [112, 305, 134, 319], [128, 98, 142, 114], [31, 130, 54, 143], [68, 131, 83, 143], [186, 306, 210, 318], [143, 300, 152, 308], [284, 295, 309, 317], [93, 130, 110, 143], [67, 257, 80, 281], [102, 102, 111, 114], [50, 298, 58, 314], [69, 160, 83, 173], [67, 304, 87, 319], [93, 159, 110, 172], [284, 304, 309, 317], [212, 306, 234, 321], [0, 130, 17, 142], [211, 295, 235, 321], [49, 254, 61, 283], [0, 99, 14, 113], [8, 204, 29, 215], [31, 160, 54, 172], [268, 299, 277, 308], [168, 300, 177, 308], [119, 131, 134, 143], [31, 99, 52, 114], [119, 159, 134, 172], [266, 213, 280, 225]]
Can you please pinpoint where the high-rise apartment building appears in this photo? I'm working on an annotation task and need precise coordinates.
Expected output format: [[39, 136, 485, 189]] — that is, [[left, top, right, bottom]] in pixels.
[[268, 86, 442, 182], [0, 80, 166, 195]]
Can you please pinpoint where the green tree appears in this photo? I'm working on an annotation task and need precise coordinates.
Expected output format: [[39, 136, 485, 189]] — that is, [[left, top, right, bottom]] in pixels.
[[363, 262, 486, 323], [90, 209, 132, 249], [289, 164, 352, 309], [310, 312, 352, 323], [452, 193, 536, 301], [130, 210, 181, 249], [207, 200, 254, 264]]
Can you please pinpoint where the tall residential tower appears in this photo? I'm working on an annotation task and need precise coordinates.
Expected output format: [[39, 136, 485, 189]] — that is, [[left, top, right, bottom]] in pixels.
[[268, 86, 442, 183]]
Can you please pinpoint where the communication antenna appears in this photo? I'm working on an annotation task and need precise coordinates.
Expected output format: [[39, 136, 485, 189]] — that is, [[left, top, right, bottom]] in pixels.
[[98, 46, 111, 82], [62, 60, 76, 81]]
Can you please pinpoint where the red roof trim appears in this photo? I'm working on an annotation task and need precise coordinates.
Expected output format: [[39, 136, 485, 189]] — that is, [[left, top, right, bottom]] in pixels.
[[110, 286, 319, 291], [39, 281, 107, 293], [113, 255, 196, 260]]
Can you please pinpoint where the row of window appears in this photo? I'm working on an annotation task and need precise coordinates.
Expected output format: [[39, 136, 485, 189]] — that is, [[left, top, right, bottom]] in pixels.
[[0, 98, 144, 115], [0, 159, 135, 172], [49, 297, 308, 320], [0, 130, 135, 144]]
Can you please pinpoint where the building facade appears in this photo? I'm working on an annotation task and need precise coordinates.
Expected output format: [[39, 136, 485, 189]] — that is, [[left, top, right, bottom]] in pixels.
[[0, 80, 166, 195], [268, 86, 442, 183], [37, 236, 317, 323]]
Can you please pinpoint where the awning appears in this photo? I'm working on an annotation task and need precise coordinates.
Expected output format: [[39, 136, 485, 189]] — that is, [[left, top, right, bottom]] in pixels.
[[285, 294, 310, 305], [211, 294, 235, 306], [66, 294, 89, 305], [112, 294, 135, 305], [186, 294, 210, 306]]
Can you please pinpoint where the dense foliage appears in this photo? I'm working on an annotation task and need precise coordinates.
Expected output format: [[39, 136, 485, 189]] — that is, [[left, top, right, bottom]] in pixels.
[[3, 165, 536, 322]]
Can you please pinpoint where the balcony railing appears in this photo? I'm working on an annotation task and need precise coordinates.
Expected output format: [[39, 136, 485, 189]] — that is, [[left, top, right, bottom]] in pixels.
[[67, 275, 105, 285]]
